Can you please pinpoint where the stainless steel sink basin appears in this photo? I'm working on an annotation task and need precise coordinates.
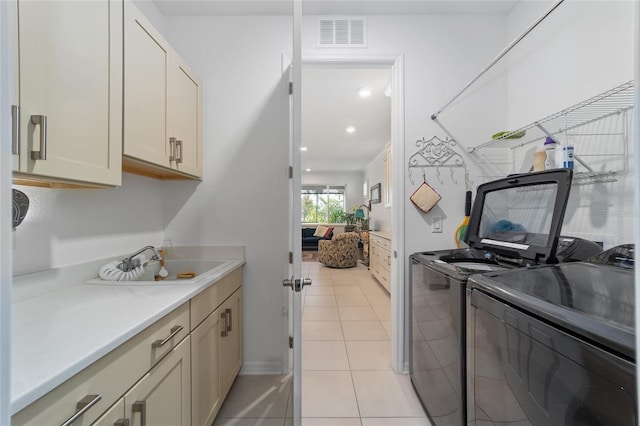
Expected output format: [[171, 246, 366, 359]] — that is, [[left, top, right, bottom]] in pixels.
[[86, 259, 227, 285]]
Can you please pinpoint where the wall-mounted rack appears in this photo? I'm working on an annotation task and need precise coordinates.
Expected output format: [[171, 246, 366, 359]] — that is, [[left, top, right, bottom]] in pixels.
[[408, 136, 467, 185], [470, 80, 634, 184]]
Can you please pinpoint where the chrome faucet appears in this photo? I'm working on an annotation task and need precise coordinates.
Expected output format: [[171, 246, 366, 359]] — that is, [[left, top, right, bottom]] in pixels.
[[118, 246, 162, 272]]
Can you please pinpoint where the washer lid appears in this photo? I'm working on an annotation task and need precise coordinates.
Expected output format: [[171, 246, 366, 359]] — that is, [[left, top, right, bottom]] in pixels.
[[469, 262, 635, 360], [465, 169, 573, 265]]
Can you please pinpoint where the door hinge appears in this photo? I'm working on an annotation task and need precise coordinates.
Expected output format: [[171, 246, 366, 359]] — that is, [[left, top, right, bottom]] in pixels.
[[289, 336, 294, 349], [289, 82, 293, 95], [289, 252, 293, 264], [289, 165, 293, 178]]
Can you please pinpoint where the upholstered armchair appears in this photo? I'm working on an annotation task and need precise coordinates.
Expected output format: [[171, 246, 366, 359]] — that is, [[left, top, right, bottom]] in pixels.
[[318, 232, 360, 268]]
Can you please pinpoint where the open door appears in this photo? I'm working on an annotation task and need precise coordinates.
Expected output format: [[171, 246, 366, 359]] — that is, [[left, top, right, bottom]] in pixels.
[[282, 1, 306, 424]]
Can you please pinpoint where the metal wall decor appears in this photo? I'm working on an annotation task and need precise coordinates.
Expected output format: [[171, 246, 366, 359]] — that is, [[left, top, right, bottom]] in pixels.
[[12, 188, 29, 229], [408, 136, 466, 185]]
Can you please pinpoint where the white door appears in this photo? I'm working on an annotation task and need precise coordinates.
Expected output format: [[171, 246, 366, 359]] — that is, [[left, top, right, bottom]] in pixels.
[[282, 1, 305, 424]]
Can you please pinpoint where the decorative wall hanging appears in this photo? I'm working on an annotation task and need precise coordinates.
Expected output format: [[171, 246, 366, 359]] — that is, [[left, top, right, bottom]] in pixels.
[[370, 183, 381, 204], [408, 136, 466, 185], [12, 188, 29, 229], [410, 180, 441, 213]]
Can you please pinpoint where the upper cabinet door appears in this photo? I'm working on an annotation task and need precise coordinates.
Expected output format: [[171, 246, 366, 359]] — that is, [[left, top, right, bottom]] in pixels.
[[17, 0, 122, 186], [123, 0, 171, 169], [169, 56, 203, 177]]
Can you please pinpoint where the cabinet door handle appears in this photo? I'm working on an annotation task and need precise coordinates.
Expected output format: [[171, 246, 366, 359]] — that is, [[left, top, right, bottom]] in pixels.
[[60, 394, 102, 426], [132, 401, 146, 426], [176, 140, 183, 164], [221, 311, 229, 337], [387, 256, 391, 266], [30, 114, 47, 160], [225, 308, 232, 332], [11, 105, 19, 155], [151, 325, 183, 348], [169, 137, 176, 161], [114, 419, 130, 426]]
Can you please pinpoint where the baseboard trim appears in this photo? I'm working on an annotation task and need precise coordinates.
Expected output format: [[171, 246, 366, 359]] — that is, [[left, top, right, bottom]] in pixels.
[[240, 361, 286, 375]]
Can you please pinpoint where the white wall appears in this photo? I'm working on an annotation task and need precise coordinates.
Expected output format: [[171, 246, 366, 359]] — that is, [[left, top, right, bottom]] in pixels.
[[163, 16, 292, 373], [12, 174, 166, 275], [302, 170, 364, 213], [504, 0, 635, 248], [364, 149, 391, 232], [303, 15, 510, 257]]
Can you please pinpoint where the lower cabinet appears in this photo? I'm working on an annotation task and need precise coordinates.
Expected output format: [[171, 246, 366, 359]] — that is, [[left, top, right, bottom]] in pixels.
[[125, 336, 191, 426], [219, 289, 243, 398], [192, 287, 243, 426], [370, 232, 391, 293], [92, 399, 126, 426], [93, 337, 191, 426], [12, 268, 243, 426]]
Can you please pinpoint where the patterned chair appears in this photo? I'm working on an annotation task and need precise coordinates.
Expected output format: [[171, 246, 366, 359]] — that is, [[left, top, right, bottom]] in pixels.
[[318, 232, 360, 268]]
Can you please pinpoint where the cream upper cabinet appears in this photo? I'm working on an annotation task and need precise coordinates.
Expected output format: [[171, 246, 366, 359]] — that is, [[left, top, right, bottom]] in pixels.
[[123, 0, 170, 169], [15, 0, 123, 187], [123, 0, 203, 179], [169, 56, 203, 177]]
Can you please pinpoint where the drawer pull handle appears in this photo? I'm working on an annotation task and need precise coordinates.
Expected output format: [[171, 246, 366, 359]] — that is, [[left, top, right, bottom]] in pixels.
[[221, 311, 229, 337], [169, 137, 176, 161], [30, 114, 47, 160], [60, 394, 102, 426], [225, 308, 232, 332], [114, 419, 130, 426], [11, 105, 19, 155], [152, 325, 183, 348], [132, 400, 146, 426], [176, 140, 183, 164]]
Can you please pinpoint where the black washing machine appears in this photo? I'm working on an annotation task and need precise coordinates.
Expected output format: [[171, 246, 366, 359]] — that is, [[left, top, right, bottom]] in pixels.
[[466, 245, 635, 425], [409, 169, 602, 426]]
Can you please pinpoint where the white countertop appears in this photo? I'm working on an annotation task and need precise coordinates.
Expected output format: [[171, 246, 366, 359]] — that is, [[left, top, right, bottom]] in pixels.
[[11, 257, 245, 415]]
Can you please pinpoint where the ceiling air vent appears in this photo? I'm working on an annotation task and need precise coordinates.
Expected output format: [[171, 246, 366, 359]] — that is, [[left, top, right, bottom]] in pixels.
[[317, 17, 367, 48]]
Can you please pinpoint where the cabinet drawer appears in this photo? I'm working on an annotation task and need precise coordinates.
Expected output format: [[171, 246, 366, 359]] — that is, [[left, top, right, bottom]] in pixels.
[[191, 269, 242, 331], [12, 302, 189, 426], [370, 235, 391, 251]]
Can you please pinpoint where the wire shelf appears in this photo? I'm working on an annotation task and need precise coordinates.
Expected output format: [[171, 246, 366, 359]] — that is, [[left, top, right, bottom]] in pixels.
[[471, 80, 634, 152]]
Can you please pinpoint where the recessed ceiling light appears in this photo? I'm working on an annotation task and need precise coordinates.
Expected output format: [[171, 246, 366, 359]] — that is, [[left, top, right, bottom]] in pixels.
[[345, 126, 356, 134], [300, 146, 308, 151], [357, 87, 372, 98], [305, 168, 311, 172]]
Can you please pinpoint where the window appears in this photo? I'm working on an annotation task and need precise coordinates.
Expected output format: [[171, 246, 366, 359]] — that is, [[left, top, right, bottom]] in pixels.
[[301, 185, 346, 223]]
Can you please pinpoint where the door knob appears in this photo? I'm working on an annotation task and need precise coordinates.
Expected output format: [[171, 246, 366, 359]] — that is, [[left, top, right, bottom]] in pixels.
[[282, 277, 312, 292]]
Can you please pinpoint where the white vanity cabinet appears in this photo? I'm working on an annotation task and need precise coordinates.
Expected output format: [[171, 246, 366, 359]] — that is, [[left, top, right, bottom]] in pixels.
[[123, 0, 203, 179], [13, 0, 123, 187]]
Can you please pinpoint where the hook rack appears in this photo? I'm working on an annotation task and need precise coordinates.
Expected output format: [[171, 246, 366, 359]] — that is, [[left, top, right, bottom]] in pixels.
[[408, 136, 467, 185]]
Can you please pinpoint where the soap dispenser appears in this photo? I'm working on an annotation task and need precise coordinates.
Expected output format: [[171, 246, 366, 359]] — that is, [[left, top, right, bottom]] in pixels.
[[543, 137, 557, 170]]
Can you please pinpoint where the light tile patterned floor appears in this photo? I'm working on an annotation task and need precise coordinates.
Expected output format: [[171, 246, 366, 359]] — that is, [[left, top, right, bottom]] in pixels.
[[213, 262, 429, 426]]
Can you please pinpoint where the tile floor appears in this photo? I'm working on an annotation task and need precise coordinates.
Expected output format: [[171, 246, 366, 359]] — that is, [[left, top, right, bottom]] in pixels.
[[214, 261, 429, 426]]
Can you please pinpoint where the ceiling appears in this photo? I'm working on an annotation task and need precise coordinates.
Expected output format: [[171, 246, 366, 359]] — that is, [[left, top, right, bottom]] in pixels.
[[153, 0, 519, 17], [302, 67, 391, 172]]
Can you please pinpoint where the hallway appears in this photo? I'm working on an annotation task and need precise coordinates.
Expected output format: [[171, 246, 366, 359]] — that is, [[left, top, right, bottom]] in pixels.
[[213, 261, 428, 425]]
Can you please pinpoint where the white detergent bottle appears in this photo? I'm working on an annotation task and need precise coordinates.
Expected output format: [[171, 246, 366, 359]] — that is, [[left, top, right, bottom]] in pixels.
[[543, 137, 557, 170]]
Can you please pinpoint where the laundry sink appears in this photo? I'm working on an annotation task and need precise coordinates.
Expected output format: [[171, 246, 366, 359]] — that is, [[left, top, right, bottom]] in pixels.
[[86, 259, 227, 285]]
